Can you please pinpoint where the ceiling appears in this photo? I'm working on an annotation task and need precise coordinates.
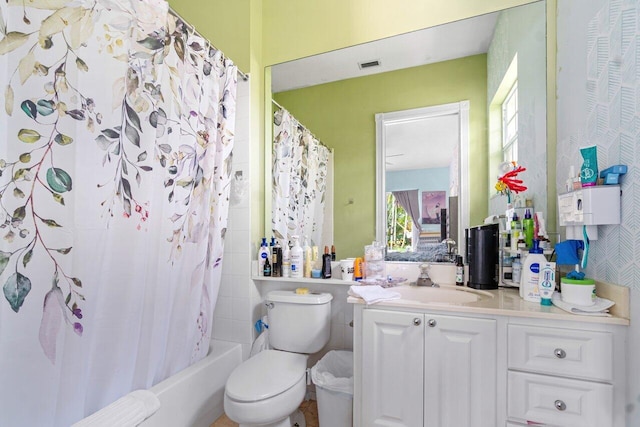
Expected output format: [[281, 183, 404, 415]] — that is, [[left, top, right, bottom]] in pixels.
[[271, 12, 499, 172]]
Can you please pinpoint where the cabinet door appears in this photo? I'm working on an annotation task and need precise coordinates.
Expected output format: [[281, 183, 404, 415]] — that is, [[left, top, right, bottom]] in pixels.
[[423, 315, 497, 427], [362, 309, 424, 427]]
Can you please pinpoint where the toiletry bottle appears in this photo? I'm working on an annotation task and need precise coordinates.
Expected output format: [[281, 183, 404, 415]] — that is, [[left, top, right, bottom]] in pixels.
[[510, 213, 521, 251], [331, 245, 336, 261], [455, 255, 464, 286], [303, 236, 312, 278], [353, 257, 364, 281], [269, 237, 276, 260], [290, 236, 303, 278], [272, 240, 282, 277], [258, 238, 269, 276], [511, 255, 522, 285], [263, 256, 272, 277], [322, 246, 332, 279], [538, 262, 556, 306], [282, 240, 291, 278], [520, 240, 546, 302], [523, 209, 534, 249]]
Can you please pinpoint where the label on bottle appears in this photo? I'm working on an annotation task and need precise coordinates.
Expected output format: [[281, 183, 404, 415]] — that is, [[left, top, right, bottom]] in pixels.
[[455, 266, 464, 283]]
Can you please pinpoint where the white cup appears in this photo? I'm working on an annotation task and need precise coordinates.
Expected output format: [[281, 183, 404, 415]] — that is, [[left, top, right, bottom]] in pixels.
[[340, 259, 355, 281]]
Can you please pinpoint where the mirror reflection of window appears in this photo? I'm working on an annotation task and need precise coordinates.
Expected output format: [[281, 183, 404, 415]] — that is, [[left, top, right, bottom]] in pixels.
[[502, 81, 519, 163], [386, 192, 413, 252]]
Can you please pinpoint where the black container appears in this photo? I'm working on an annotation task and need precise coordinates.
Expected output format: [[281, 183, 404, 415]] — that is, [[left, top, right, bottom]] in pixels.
[[465, 223, 499, 290]]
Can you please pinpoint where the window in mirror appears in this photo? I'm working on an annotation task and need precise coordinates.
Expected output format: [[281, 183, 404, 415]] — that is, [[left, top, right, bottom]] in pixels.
[[502, 81, 519, 163], [386, 192, 413, 252]]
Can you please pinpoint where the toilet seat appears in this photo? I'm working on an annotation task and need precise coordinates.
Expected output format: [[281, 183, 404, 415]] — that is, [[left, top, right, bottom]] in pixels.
[[226, 349, 308, 402]]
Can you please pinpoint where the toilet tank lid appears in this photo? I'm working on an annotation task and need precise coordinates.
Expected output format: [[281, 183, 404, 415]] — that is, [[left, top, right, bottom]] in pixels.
[[267, 290, 333, 304]]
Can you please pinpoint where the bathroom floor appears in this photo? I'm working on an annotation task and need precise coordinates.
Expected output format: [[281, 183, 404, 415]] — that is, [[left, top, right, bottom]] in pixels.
[[211, 399, 319, 427]]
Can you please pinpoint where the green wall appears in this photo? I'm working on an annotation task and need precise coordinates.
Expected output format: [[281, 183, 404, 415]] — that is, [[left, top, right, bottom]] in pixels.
[[274, 54, 488, 258]]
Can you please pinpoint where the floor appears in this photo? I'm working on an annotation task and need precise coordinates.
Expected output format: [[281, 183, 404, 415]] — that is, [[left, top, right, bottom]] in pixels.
[[211, 399, 319, 427]]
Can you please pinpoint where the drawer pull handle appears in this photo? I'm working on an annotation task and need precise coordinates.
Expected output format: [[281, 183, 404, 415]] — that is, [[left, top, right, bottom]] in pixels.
[[413, 318, 422, 326], [555, 400, 567, 411], [554, 348, 567, 359], [427, 319, 437, 327]]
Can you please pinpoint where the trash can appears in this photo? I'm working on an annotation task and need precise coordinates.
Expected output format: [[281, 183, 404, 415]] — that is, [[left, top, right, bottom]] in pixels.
[[311, 350, 353, 427]]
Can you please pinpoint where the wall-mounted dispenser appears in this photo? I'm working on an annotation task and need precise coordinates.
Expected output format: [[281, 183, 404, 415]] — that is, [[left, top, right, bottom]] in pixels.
[[558, 185, 621, 240]]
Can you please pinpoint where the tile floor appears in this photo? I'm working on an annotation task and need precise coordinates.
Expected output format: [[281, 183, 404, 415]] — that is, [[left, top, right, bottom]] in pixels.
[[211, 399, 319, 427]]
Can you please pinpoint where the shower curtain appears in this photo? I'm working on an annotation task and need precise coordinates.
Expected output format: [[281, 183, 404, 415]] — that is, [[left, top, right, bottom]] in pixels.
[[0, 1, 237, 425], [272, 108, 329, 247]]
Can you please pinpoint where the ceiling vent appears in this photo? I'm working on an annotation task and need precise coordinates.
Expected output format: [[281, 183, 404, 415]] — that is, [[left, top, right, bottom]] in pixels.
[[358, 59, 381, 70]]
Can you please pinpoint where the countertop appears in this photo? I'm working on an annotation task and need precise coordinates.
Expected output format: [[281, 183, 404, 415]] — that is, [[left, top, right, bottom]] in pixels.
[[347, 285, 630, 326]]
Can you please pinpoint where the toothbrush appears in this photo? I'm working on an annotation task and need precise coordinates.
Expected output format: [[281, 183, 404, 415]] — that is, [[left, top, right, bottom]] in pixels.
[[581, 225, 590, 270]]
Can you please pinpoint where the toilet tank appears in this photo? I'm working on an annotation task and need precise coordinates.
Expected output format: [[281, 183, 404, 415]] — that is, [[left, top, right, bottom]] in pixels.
[[266, 290, 333, 354]]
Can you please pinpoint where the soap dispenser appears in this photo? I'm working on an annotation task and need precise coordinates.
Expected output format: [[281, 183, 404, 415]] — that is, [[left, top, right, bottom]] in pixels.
[[416, 263, 433, 287]]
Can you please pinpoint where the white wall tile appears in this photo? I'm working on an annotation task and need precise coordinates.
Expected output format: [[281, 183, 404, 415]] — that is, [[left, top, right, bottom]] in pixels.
[[232, 297, 250, 321]]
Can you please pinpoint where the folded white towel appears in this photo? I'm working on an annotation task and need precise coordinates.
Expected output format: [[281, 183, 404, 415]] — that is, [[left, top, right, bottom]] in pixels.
[[551, 294, 614, 317], [349, 285, 401, 305], [72, 390, 160, 427]]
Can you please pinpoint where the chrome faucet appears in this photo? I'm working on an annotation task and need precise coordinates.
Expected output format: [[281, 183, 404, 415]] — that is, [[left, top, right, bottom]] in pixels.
[[416, 263, 433, 287]]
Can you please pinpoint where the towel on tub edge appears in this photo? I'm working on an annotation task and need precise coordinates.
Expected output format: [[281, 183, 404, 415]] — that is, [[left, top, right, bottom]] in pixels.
[[349, 285, 401, 305], [71, 390, 160, 427]]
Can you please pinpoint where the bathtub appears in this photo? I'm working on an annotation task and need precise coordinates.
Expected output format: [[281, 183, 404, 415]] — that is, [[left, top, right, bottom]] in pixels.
[[140, 340, 243, 427]]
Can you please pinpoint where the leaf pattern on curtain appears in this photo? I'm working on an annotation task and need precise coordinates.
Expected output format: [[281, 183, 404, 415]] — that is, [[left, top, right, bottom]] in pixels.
[[0, 0, 236, 363], [272, 108, 328, 246]]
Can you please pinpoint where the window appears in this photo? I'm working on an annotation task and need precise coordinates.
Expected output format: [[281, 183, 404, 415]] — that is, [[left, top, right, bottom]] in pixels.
[[386, 192, 412, 251], [502, 82, 518, 163]]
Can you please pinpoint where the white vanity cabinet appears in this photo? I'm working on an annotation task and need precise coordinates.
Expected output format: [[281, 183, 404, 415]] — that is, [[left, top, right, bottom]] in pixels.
[[359, 308, 497, 427], [353, 302, 627, 427]]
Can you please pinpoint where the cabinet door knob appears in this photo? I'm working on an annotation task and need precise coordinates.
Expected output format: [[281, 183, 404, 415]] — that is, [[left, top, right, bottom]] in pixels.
[[554, 348, 566, 359], [413, 318, 422, 326], [427, 319, 437, 327], [554, 400, 566, 411]]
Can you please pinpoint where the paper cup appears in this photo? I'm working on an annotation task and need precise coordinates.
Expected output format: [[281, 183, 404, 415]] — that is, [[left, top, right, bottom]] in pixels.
[[340, 259, 355, 281]]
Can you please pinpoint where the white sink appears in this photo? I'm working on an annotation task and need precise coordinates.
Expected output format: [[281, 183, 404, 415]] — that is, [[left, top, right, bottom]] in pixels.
[[394, 285, 494, 305]]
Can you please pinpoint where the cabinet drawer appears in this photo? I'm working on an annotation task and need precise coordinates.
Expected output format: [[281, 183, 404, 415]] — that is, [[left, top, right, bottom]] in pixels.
[[508, 371, 613, 427], [508, 324, 612, 381]]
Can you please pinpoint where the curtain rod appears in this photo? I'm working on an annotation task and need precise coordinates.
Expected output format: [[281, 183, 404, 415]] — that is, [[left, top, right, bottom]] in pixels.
[[168, 7, 249, 81], [271, 99, 332, 152]]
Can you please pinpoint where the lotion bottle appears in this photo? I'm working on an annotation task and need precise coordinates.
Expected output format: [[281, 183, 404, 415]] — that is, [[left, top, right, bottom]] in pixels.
[[258, 238, 269, 276], [290, 236, 303, 278], [303, 236, 312, 278], [520, 240, 546, 302]]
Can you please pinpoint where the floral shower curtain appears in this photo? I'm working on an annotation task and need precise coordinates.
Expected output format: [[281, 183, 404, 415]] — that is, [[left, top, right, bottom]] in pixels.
[[272, 108, 329, 247], [0, 1, 237, 425]]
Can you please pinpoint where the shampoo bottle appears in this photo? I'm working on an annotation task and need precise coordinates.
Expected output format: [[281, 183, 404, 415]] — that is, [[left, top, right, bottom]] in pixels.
[[258, 238, 269, 276], [282, 240, 291, 278], [290, 236, 303, 278], [520, 240, 546, 302], [272, 240, 282, 277], [523, 209, 534, 249], [321, 246, 332, 279], [303, 236, 312, 278]]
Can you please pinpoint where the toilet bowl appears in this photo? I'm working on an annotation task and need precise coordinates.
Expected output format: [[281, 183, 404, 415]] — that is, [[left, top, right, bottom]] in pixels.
[[224, 350, 308, 426], [223, 290, 332, 427]]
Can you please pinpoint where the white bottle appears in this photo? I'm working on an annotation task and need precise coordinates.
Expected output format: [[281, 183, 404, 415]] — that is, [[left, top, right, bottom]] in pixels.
[[511, 256, 522, 285], [520, 241, 546, 302], [282, 240, 291, 278], [257, 238, 269, 276], [303, 236, 312, 278], [290, 236, 303, 278]]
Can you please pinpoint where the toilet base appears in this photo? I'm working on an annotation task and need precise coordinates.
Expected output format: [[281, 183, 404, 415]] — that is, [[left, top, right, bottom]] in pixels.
[[238, 409, 306, 427]]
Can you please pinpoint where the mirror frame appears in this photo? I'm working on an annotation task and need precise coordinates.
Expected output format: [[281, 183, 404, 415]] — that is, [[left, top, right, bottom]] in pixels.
[[375, 101, 470, 258]]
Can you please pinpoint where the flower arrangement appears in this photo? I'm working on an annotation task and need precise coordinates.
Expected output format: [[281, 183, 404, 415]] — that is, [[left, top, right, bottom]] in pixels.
[[495, 162, 528, 203]]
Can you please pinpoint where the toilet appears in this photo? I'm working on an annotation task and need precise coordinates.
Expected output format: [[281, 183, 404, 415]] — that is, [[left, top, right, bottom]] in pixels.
[[224, 290, 333, 427]]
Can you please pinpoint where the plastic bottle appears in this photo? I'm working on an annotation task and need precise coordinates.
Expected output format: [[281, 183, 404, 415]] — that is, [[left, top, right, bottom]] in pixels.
[[263, 256, 272, 277], [303, 236, 312, 278], [523, 209, 534, 249], [511, 255, 522, 285], [520, 240, 546, 302], [455, 255, 465, 286], [258, 238, 269, 276], [321, 246, 332, 279], [331, 245, 336, 261], [282, 240, 291, 278], [290, 236, 303, 278]]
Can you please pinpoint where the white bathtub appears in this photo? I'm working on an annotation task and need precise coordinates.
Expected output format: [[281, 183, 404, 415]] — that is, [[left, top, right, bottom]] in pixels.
[[140, 340, 243, 427]]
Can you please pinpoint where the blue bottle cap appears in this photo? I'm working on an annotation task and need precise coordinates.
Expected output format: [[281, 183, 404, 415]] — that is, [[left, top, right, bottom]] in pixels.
[[541, 298, 552, 306], [529, 239, 543, 254]]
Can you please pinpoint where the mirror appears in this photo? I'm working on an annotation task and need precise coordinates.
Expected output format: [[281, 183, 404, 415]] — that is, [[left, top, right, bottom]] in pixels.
[[269, 1, 547, 260]]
